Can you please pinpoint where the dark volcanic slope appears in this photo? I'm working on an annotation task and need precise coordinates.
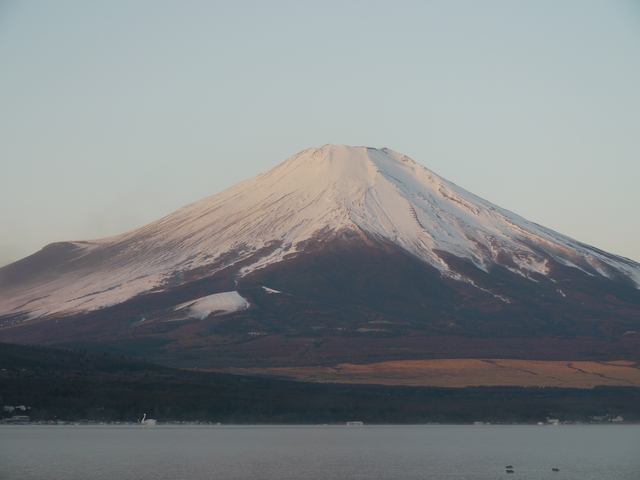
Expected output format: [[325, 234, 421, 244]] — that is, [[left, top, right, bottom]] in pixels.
[[3, 233, 640, 368]]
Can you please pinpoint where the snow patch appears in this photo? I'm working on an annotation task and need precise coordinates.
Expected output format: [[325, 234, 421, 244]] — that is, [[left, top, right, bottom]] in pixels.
[[174, 291, 249, 320]]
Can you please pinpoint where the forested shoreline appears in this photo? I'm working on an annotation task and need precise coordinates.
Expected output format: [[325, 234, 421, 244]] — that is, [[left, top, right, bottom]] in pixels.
[[2, 343, 639, 424]]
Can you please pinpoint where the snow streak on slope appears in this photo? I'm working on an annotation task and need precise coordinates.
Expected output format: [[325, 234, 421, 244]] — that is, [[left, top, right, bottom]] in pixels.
[[1, 145, 639, 320]]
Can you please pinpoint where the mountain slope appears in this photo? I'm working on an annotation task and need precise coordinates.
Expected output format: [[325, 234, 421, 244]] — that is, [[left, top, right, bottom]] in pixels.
[[1, 145, 639, 366]]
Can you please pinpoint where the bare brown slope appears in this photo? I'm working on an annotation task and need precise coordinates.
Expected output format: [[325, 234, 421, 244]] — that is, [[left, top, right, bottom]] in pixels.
[[221, 359, 640, 389]]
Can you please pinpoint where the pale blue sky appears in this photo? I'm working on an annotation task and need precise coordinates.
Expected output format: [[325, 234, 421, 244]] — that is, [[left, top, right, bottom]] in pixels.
[[1, 0, 639, 266]]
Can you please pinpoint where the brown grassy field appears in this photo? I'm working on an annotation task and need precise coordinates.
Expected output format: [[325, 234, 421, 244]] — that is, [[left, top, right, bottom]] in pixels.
[[220, 359, 640, 388]]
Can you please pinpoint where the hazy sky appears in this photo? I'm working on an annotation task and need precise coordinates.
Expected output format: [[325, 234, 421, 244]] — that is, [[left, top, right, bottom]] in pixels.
[[1, 0, 639, 267]]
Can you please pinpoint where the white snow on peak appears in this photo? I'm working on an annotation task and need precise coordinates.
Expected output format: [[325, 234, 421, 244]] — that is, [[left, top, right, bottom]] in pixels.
[[2, 145, 639, 320]]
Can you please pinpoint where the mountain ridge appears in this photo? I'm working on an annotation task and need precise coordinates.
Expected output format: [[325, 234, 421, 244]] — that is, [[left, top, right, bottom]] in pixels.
[[2, 145, 638, 321], [1, 145, 639, 368]]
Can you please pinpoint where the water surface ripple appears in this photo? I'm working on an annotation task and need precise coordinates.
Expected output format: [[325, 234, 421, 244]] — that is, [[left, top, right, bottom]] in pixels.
[[2, 424, 638, 479]]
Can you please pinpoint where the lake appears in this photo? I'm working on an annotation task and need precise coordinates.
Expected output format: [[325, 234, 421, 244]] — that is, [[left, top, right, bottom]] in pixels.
[[1, 424, 638, 479]]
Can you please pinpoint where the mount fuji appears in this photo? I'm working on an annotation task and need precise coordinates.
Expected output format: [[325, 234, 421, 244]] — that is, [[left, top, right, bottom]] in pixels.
[[2, 145, 640, 368]]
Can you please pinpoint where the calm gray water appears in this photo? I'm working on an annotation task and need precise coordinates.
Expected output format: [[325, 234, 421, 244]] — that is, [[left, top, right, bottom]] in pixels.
[[1, 425, 638, 480]]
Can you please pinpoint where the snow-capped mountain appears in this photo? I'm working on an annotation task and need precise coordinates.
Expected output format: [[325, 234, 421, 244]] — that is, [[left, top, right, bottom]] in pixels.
[[1, 145, 639, 366]]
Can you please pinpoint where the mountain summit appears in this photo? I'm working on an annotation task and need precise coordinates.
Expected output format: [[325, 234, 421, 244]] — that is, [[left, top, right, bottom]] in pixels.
[[1, 145, 640, 367]]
